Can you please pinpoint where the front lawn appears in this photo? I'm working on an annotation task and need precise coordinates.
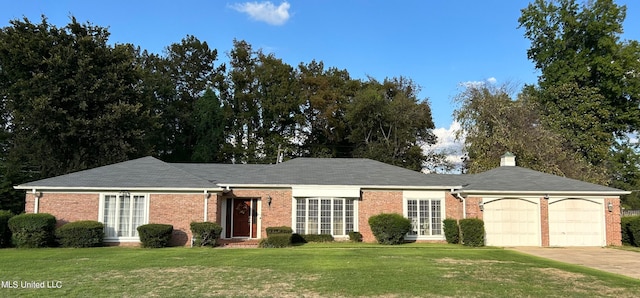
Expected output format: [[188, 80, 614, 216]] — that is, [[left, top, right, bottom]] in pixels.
[[1, 243, 638, 297]]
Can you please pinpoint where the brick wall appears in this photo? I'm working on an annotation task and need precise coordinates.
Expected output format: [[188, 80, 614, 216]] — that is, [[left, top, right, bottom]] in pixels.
[[465, 197, 483, 220], [359, 190, 403, 242], [149, 193, 205, 246], [605, 197, 622, 246], [540, 197, 549, 247], [25, 192, 99, 227], [445, 193, 463, 220]]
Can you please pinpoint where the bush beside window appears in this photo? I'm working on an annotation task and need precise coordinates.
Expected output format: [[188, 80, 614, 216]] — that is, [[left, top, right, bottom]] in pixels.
[[443, 218, 460, 244], [56, 220, 104, 248], [459, 218, 485, 247], [299, 234, 334, 243], [265, 226, 293, 236], [8, 213, 57, 248], [348, 231, 363, 242], [622, 216, 640, 246], [0, 210, 14, 248], [190, 222, 222, 247], [368, 213, 412, 245], [137, 224, 173, 248], [258, 233, 292, 248]]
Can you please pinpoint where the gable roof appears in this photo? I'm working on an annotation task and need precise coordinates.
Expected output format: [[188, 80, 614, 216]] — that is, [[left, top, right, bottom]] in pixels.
[[459, 166, 628, 195]]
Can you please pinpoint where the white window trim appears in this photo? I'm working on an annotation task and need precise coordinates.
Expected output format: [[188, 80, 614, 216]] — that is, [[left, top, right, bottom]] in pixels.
[[403, 191, 445, 241], [291, 197, 358, 238], [98, 193, 149, 242]]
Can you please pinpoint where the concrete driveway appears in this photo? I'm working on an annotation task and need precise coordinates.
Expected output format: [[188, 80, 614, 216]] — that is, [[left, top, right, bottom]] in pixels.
[[510, 247, 640, 279]]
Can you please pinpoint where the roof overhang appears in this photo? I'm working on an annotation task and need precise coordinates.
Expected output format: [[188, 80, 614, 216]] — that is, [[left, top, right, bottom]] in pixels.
[[453, 190, 631, 197], [14, 185, 224, 193]]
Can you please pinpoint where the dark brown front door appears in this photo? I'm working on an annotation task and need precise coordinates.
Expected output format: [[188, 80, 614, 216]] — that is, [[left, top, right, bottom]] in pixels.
[[232, 199, 251, 237]]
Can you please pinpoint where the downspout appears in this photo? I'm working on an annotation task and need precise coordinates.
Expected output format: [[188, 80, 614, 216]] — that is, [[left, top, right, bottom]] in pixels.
[[452, 190, 466, 219], [203, 190, 209, 222], [32, 189, 40, 214]]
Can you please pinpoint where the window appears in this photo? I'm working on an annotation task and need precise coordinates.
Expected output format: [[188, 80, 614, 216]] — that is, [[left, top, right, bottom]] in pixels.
[[101, 193, 148, 240], [406, 199, 442, 238], [295, 198, 355, 236]]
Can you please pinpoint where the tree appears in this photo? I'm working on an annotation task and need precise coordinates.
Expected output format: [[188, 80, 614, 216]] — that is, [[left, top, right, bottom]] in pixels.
[[0, 17, 154, 212], [145, 35, 223, 162], [345, 77, 436, 171], [192, 88, 225, 162], [453, 83, 607, 184]]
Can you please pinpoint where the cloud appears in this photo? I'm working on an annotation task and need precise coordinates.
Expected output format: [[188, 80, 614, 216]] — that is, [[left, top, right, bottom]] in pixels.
[[423, 121, 466, 173], [459, 77, 498, 89], [230, 1, 291, 26]]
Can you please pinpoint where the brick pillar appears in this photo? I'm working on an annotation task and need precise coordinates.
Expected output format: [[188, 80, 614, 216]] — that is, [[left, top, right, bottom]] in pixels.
[[605, 197, 622, 246], [540, 197, 549, 247]]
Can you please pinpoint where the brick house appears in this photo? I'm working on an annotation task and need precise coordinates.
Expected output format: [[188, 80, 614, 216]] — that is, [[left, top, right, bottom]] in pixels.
[[15, 153, 628, 247]]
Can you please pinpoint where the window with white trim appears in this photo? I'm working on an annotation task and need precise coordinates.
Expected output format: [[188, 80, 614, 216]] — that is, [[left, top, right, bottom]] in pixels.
[[101, 193, 148, 239], [295, 198, 354, 236], [405, 199, 442, 237]]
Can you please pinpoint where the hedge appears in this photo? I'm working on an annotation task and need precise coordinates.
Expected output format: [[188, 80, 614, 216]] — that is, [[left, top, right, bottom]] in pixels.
[[443, 218, 460, 244], [8, 213, 57, 248], [298, 234, 334, 243], [258, 234, 292, 248], [348, 231, 363, 242], [0, 210, 14, 248], [265, 226, 293, 236], [190, 222, 223, 247], [459, 218, 485, 247], [368, 213, 412, 245], [56, 220, 104, 248], [137, 224, 173, 248], [623, 216, 640, 247]]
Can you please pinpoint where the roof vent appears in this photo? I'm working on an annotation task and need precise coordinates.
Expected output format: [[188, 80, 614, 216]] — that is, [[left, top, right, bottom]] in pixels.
[[500, 152, 516, 167]]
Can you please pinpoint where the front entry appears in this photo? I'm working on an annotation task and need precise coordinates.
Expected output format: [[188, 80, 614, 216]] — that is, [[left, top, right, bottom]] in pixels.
[[225, 198, 259, 238]]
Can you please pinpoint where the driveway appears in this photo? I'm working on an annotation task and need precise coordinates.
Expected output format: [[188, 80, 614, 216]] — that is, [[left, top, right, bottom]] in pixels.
[[510, 247, 640, 279]]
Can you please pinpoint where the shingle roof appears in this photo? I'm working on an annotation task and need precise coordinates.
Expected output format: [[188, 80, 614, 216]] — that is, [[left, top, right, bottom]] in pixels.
[[460, 166, 625, 194], [15, 156, 628, 195]]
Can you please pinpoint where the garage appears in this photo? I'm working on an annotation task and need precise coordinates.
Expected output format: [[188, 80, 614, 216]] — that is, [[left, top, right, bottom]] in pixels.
[[549, 198, 604, 246], [483, 198, 540, 246]]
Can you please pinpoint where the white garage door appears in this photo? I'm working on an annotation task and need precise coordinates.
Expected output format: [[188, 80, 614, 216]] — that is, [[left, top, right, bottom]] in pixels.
[[549, 199, 604, 247], [483, 198, 540, 246]]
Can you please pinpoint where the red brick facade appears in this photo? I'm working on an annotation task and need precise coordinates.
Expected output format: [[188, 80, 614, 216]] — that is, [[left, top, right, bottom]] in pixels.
[[23, 189, 622, 246]]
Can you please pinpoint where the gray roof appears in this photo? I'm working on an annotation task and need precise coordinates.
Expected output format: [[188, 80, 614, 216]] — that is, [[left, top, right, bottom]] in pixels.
[[460, 166, 625, 194], [16, 156, 627, 195]]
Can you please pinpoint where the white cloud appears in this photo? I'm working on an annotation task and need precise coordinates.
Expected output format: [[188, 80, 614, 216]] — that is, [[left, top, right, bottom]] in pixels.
[[423, 121, 466, 173], [230, 1, 291, 26], [460, 77, 498, 89]]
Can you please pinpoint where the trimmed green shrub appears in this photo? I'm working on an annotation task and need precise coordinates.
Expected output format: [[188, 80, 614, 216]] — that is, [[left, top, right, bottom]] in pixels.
[[56, 220, 104, 248], [137, 224, 173, 248], [368, 213, 412, 245], [8, 213, 57, 248], [443, 218, 460, 244], [258, 234, 292, 248], [621, 216, 638, 246], [459, 218, 485, 247], [348, 231, 363, 242], [0, 210, 14, 248], [299, 234, 334, 243], [291, 233, 307, 244], [627, 216, 640, 247], [265, 226, 293, 236], [190, 222, 223, 247]]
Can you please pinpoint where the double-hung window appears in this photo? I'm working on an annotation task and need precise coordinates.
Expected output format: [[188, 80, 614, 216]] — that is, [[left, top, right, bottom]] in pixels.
[[100, 193, 148, 241], [404, 193, 444, 240], [295, 198, 355, 236]]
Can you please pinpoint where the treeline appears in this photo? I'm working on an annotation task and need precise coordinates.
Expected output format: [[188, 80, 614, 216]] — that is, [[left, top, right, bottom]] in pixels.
[[0, 17, 447, 213]]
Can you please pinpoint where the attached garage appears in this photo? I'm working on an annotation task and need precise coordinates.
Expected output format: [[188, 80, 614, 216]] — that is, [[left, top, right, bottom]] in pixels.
[[548, 198, 605, 247], [483, 198, 540, 246]]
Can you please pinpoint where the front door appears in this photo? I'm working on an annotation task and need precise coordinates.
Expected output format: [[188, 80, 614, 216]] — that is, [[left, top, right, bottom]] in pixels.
[[228, 198, 258, 238]]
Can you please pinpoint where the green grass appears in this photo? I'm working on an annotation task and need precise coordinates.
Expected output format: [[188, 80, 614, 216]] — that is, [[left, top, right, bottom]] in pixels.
[[1, 243, 639, 297]]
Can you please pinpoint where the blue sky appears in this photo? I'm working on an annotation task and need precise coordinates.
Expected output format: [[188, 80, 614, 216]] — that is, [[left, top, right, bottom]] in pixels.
[[2, 0, 640, 166]]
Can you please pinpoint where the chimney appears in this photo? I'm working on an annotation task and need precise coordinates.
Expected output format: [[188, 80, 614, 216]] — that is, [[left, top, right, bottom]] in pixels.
[[500, 152, 516, 167]]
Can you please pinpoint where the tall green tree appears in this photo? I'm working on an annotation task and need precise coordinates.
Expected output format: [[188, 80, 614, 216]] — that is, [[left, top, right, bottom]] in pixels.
[[454, 83, 607, 184], [0, 17, 154, 212], [346, 77, 436, 171], [192, 88, 225, 162]]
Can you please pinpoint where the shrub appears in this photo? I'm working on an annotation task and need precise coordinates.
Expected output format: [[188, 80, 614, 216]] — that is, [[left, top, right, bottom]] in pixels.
[[0, 210, 14, 248], [190, 222, 222, 247], [265, 226, 293, 236], [459, 218, 485, 247], [291, 233, 307, 244], [443, 218, 460, 244], [137, 224, 173, 248], [258, 234, 292, 248], [56, 221, 104, 248], [368, 213, 412, 245], [627, 216, 640, 247], [621, 216, 638, 246], [348, 231, 363, 242], [299, 234, 334, 243], [8, 213, 57, 248]]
